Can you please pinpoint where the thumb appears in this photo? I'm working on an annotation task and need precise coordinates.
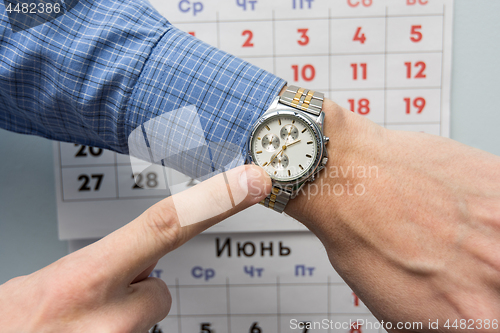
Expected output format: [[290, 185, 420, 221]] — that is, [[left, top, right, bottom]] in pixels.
[[94, 164, 271, 284]]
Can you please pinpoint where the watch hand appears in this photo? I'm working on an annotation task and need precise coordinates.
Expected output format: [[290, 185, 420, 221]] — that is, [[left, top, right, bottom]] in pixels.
[[286, 127, 293, 143], [269, 142, 290, 167], [284, 139, 301, 149], [269, 147, 284, 165], [269, 140, 299, 166]]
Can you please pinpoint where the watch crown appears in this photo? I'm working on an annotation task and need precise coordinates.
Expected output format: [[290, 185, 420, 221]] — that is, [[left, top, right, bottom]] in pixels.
[[324, 136, 329, 144], [322, 157, 328, 166]]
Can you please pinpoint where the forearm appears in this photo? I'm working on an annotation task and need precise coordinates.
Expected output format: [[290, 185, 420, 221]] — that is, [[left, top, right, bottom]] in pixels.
[[0, 0, 285, 179], [286, 99, 500, 331], [0, 0, 169, 151]]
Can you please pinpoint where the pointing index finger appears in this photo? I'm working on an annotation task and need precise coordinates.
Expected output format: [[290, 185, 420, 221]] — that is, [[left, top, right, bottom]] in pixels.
[[88, 165, 271, 285]]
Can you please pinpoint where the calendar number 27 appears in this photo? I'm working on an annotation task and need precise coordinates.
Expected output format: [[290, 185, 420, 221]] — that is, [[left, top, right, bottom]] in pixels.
[[78, 174, 104, 192]]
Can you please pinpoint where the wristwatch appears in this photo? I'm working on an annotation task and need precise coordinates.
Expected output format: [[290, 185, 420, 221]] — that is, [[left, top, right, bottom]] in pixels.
[[247, 85, 329, 213]]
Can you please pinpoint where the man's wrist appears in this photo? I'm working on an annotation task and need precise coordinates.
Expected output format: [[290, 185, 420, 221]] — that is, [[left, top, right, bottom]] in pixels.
[[284, 97, 385, 225], [278, 84, 288, 97]]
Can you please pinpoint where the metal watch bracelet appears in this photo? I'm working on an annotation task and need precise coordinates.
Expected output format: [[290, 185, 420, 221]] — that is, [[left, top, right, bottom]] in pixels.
[[259, 85, 324, 213]]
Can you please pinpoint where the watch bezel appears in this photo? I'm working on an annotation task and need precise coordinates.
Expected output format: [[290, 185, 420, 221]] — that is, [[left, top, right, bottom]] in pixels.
[[248, 109, 325, 189]]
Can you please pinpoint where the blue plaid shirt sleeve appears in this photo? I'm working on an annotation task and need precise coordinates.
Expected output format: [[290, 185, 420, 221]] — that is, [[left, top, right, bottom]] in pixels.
[[0, 0, 286, 178]]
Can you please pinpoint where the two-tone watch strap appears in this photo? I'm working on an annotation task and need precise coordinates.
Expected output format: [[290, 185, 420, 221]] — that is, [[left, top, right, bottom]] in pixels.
[[259, 85, 324, 213], [279, 85, 324, 117], [260, 187, 291, 213]]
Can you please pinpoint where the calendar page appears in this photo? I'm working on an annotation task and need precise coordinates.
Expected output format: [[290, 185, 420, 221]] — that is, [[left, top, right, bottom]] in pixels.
[[70, 232, 389, 333], [54, 0, 453, 241]]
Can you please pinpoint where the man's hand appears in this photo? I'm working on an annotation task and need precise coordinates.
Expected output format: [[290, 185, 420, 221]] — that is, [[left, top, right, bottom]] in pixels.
[[286, 99, 500, 332], [0, 165, 271, 333]]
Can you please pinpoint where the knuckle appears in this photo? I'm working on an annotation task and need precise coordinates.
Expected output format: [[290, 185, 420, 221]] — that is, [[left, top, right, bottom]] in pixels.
[[4, 275, 27, 287]]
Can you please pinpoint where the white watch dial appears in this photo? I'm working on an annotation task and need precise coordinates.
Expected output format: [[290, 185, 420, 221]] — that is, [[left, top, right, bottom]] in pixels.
[[251, 114, 318, 182]]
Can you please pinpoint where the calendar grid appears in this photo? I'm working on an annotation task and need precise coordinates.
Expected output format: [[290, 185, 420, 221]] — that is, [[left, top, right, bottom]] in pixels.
[[329, 86, 442, 91], [440, 5, 447, 137], [272, 10, 276, 76], [384, 6, 389, 128], [57, 143, 65, 201], [237, 50, 446, 58], [276, 276, 281, 333], [175, 278, 183, 333], [166, 282, 350, 288], [328, 8, 332, 96], [113, 152, 119, 199], [60, 195, 169, 203], [163, 3, 450, 165], [160, 277, 383, 333], [226, 278, 232, 333], [216, 12, 221, 49], [177, 13, 445, 25], [327, 275, 332, 333]]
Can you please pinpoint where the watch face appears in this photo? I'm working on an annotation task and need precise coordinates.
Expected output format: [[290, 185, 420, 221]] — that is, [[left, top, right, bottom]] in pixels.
[[250, 113, 318, 182]]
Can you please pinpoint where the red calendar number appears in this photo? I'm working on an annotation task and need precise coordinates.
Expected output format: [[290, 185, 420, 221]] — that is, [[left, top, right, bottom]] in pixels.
[[353, 27, 366, 44], [351, 63, 367, 80], [404, 97, 426, 114], [297, 28, 309, 46], [350, 323, 363, 333], [242, 30, 254, 47], [410, 25, 422, 42], [348, 98, 370, 115], [352, 292, 360, 306], [405, 61, 426, 79], [291, 64, 316, 82]]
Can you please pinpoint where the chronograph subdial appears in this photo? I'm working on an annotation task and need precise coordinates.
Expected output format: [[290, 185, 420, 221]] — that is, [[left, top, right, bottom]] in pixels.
[[251, 114, 318, 182], [270, 153, 289, 170], [280, 124, 299, 142], [261, 133, 280, 151]]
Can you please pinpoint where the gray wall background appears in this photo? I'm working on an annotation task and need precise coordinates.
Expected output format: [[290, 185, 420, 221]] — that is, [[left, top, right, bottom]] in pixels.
[[1, 0, 500, 284]]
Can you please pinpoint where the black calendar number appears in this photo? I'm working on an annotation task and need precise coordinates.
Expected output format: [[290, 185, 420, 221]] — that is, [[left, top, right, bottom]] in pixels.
[[74, 144, 103, 157], [78, 174, 104, 191], [250, 322, 262, 333], [150, 324, 163, 333], [132, 172, 158, 189], [301, 321, 311, 333], [200, 322, 213, 333]]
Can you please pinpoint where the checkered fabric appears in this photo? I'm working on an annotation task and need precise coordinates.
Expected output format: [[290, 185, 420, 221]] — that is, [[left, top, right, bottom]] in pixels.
[[0, 0, 285, 178]]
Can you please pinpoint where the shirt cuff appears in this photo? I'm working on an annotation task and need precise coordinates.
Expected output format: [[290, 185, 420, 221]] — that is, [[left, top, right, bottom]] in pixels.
[[125, 25, 286, 179]]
